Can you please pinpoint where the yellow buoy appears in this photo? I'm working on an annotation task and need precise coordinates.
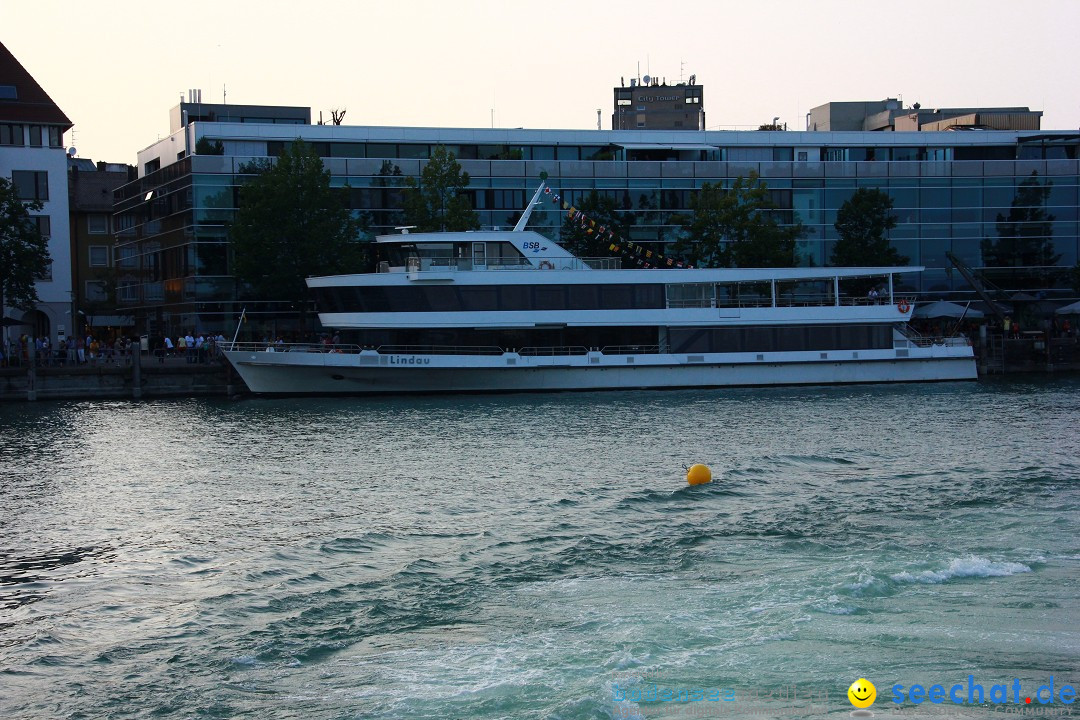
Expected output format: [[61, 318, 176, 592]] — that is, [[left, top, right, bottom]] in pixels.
[[686, 463, 712, 486]]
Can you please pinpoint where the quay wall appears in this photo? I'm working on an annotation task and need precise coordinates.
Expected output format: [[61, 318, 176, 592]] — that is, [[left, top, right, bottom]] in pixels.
[[0, 362, 237, 401]]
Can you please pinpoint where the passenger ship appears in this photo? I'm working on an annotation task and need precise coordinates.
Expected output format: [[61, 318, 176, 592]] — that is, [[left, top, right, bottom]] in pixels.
[[222, 186, 976, 395]]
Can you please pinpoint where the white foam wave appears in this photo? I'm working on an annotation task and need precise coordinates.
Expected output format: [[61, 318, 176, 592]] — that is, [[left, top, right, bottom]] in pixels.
[[810, 595, 858, 615], [891, 556, 1031, 584]]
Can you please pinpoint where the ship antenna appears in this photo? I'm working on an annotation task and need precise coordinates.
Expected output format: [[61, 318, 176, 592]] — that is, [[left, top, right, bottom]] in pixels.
[[513, 182, 548, 232]]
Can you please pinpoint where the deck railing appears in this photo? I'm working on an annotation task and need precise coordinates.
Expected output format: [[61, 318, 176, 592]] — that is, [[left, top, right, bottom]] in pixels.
[[387, 256, 623, 272], [516, 346, 590, 356]]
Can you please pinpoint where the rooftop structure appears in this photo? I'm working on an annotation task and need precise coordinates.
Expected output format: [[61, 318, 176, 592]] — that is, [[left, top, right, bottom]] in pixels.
[[168, 92, 310, 134], [808, 98, 1042, 132], [612, 74, 704, 131]]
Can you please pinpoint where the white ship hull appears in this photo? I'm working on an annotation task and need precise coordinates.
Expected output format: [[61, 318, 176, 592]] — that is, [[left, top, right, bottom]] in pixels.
[[223, 346, 976, 395]]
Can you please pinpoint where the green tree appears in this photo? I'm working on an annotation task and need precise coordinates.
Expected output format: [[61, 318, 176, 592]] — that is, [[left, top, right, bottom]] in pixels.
[[0, 176, 51, 313], [831, 188, 908, 297], [403, 146, 479, 232], [229, 140, 365, 325], [981, 171, 1060, 290], [560, 190, 630, 258], [674, 173, 802, 268], [831, 188, 908, 266]]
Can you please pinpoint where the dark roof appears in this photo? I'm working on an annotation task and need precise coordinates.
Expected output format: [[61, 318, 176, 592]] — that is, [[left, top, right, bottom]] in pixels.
[[0, 41, 72, 128]]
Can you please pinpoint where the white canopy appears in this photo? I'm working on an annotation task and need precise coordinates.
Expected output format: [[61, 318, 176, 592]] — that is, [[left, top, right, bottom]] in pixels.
[[913, 301, 984, 319], [1055, 300, 1080, 315]]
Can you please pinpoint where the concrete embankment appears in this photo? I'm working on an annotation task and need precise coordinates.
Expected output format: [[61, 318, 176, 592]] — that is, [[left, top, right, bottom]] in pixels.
[[0, 359, 241, 401]]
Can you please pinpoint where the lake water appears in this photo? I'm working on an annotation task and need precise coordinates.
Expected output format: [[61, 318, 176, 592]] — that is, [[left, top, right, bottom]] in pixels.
[[1, 379, 1077, 719]]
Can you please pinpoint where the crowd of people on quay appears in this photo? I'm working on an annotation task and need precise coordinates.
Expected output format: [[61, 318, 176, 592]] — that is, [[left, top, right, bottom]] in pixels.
[[154, 332, 229, 364], [1, 333, 139, 368], [0, 332, 233, 368]]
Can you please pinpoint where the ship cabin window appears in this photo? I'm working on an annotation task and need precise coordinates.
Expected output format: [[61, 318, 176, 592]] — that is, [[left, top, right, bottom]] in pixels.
[[775, 279, 834, 307], [382, 243, 421, 267], [486, 242, 527, 267], [382, 241, 531, 270], [716, 282, 773, 308], [666, 283, 714, 308]]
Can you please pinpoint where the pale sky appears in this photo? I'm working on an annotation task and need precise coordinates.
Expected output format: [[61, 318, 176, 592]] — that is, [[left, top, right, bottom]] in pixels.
[[7, 0, 1080, 165]]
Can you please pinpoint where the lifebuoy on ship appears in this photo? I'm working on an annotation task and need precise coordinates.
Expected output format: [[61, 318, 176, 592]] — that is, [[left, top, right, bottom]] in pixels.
[[897, 299, 911, 313], [539, 260, 554, 270]]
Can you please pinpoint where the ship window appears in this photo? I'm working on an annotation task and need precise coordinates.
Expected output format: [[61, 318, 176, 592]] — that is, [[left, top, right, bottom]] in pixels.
[[667, 283, 713, 308], [500, 285, 530, 310], [460, 286, 498, 311], [600, 285, 632, 308], [425, 286, 459, 311], [568, 285, 599, 309], [634, 285, 663, 308], [775, 326, 807, 351], [534, 286, 566, 311]]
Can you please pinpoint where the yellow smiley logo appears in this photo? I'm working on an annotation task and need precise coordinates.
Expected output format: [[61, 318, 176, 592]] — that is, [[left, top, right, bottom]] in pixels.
[[848, 678, 877, 708]]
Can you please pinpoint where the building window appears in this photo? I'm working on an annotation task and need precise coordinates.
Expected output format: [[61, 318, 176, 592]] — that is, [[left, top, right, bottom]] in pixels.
[[88, 214, 109, 234], [89, 245, 110, 267], [31, 215, 51, 238], [797, 151, 809, 161], [85, 281, 108, 302], [0, 85, 17, 100], [37, 261, 53, 281], [12, 170, 49, 201], [48, 127, 62, 147], [116, 246, 138, 268], [29, 125, 43, 147], [1, 123, 24, 146], [118, 283, 140, 303]]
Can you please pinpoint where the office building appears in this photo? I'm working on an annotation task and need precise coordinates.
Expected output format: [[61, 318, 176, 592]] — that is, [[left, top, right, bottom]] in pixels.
[[113, 101, 1080, 337]]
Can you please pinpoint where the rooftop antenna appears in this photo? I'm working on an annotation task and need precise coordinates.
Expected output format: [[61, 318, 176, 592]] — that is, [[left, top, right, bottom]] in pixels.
[[680, 59, 685, 83]]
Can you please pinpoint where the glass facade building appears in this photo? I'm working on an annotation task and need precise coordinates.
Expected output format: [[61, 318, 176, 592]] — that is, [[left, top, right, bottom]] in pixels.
[[113, 117, 1080, 337]]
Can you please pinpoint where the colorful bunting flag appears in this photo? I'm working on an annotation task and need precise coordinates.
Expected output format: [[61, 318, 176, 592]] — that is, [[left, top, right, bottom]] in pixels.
[[547, 187, 692, 269]]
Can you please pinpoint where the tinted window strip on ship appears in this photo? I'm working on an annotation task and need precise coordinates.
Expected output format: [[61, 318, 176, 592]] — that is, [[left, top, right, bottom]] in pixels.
[[315, 284, 666, 313], [668, 325, 892, 353]]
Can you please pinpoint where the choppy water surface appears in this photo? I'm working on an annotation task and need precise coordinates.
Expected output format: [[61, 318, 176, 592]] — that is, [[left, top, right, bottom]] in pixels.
[[1, 379, 1077, 719]]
